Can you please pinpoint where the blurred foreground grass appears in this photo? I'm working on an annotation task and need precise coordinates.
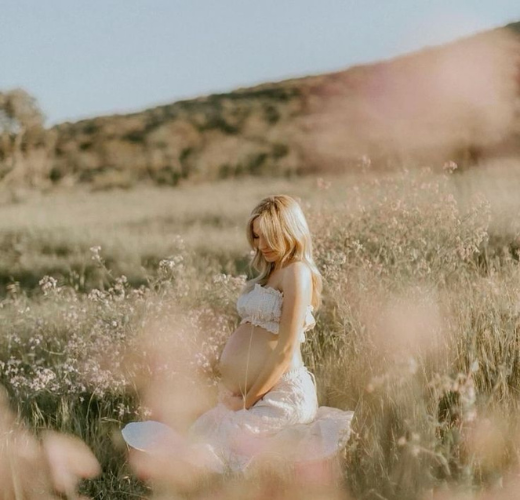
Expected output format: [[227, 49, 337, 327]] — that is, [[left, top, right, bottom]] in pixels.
[[1, 160, 520, 499]]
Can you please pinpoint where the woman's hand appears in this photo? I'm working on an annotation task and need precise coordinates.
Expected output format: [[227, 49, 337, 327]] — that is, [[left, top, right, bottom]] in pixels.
[[221, 393, 245, 411]]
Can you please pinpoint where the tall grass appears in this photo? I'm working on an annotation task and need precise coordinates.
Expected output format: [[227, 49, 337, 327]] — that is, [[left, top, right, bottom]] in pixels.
[[1, 162, 520, 498]]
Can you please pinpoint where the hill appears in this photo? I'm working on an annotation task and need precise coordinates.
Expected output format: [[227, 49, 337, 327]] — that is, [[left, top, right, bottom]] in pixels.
[[2, 22, 520, 188]]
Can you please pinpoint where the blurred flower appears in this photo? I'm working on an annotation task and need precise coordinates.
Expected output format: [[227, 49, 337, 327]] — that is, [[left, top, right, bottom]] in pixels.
[[41, 431, 101, 497], [0, 385, 100, 499], [316, 177, 331, 190]]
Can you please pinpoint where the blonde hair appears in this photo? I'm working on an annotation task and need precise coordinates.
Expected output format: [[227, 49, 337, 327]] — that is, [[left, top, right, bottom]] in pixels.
[[243, 195, 323, 310]]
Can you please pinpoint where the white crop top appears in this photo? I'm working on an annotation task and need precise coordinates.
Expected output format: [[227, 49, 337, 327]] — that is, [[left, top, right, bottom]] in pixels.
[[236, 283, 316, 342]]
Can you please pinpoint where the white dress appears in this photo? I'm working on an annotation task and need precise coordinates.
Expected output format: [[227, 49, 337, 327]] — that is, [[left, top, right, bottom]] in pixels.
[[122, 284, 354, 473]]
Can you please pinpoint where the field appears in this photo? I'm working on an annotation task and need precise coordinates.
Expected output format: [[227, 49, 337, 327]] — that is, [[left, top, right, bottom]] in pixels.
[[1, 160, 520, 499]]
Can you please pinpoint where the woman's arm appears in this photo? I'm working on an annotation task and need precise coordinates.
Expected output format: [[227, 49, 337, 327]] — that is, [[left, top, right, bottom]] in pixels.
[[242, 262, 312, 409]]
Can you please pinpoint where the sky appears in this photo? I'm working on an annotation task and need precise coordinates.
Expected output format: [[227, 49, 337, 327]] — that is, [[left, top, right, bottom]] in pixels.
[[0, 1, 519, 125]]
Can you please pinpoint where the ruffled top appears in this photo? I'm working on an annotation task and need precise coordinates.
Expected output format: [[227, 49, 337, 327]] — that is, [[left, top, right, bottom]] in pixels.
[[236, 284, 315, 342]]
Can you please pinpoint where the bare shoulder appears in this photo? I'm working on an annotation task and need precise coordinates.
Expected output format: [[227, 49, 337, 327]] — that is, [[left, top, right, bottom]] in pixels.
[[281, 261, 312, 291]]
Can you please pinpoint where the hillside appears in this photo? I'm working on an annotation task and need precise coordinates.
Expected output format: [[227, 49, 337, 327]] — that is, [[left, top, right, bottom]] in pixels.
[[2, 22, 520, 188]]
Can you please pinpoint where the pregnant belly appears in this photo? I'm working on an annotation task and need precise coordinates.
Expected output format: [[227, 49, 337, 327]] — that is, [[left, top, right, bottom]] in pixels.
[[218, 323, 279, 395]]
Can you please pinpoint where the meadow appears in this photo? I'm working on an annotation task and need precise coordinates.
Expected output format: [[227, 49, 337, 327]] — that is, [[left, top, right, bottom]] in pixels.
[[1, 159, 520, 499]]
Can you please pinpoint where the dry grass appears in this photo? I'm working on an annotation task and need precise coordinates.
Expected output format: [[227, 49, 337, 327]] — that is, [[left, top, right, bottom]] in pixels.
[[1, 160, 520, 498]]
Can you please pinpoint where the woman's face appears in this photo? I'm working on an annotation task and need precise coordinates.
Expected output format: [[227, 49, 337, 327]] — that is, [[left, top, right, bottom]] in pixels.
[[252, 217, 279, 264]]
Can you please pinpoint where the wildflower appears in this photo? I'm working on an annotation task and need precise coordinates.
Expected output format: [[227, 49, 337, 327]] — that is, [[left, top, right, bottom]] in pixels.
[[39, 276, 59, 295], [90, 245, 104, 266], [159, 255, 183, 274], [87, 289, 106, 302], [443, 160, 458, 173]]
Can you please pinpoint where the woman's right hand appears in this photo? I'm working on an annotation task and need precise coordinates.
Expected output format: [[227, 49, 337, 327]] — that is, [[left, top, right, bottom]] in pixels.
[[221, 394, 245, 411], [218, 382, 244, 410]]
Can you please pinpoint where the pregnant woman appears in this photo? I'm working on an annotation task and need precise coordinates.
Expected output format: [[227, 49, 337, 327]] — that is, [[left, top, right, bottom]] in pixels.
[[123, 195, 354, 474]]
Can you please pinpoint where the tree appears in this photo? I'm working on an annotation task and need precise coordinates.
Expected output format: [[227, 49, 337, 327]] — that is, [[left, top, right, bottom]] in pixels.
[[0, 88, 45, 182]]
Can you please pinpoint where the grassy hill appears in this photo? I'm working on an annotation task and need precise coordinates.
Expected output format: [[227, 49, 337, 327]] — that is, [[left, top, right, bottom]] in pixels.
[[3, 22, 520, 189], [506, 21, 520, 33], [50, 85, 306, 188]]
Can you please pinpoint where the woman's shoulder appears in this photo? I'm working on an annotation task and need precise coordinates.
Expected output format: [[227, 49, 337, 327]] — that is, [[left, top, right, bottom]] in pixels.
[[283, 260, 311, 274], [280, 261, 312, 288]]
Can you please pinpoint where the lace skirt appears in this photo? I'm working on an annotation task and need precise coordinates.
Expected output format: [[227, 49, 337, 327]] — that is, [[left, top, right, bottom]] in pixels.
[[122, 366, 354, 473]]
